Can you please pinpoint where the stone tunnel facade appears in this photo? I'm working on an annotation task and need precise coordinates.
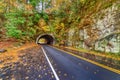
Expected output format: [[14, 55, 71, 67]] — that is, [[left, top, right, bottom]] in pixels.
[[36, 34, 55, 45]]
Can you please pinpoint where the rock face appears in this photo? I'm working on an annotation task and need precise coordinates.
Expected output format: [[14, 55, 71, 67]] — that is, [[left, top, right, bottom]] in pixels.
[[0, 49, 7, 53], [93, 4, 120, 53], [67, 3, 120, 53]]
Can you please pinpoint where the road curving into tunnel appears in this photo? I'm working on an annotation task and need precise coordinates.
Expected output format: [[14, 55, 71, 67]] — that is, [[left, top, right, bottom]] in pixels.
[[42, 45, 120, 80]]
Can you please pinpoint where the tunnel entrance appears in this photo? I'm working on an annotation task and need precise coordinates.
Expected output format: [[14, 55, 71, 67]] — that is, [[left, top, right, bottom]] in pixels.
[[36, 34, 54, 45]]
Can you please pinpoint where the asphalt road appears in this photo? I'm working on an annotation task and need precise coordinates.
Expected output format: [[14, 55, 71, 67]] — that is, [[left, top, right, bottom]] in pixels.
[[0, 45, 120, 80], [43, 45, 120, 80]]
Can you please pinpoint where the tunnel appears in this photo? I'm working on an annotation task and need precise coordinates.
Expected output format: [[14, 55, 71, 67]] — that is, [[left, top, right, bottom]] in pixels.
[[36, 34, 55, 45]]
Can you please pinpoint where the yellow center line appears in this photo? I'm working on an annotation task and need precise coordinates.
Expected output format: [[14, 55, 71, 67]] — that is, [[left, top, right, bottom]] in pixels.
[[51, 46, 120, 74]]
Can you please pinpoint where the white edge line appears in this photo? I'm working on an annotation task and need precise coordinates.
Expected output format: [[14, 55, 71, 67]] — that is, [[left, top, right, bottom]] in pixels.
[[41, 47, 60, 80]]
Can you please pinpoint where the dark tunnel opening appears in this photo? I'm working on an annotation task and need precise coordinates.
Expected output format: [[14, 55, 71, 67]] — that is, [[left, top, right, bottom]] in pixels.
[[36, 34, 54, 45]]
